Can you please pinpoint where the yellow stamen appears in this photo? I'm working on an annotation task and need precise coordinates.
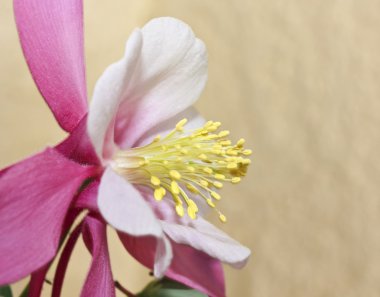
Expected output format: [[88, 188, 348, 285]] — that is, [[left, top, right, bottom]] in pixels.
[[169, 170, 181, 180], [175, 118, 188, 131], [237, 138, 245, 147], [207, 199, 216, 207], [200, 180, 209, 187], [213, 181, 223, 189], [176, 204, 185, 217], [211, 191, 221, 200], [219, 212, 227, 223], [187, 206, 197, 219], [215, 174, 225, 180], [112, 118, 251, 222], [154, 187, 166, 201], [150, 176, 161, 186], [171, 181, 180, 195]]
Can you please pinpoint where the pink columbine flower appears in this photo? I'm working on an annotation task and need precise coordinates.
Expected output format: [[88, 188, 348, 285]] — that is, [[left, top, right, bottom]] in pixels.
[[0, 1, 251, 297]]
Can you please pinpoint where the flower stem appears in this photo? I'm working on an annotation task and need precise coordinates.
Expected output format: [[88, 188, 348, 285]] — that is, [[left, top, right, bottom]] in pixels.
[[114, 281, 136, 297]]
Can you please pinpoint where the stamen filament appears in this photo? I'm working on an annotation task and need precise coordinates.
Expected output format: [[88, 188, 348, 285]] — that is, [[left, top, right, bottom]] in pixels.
[[112, 118, 251, 223]]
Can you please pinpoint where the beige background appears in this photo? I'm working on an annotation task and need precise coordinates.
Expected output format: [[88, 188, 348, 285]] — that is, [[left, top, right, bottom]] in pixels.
[[1, 1, 380, 296]]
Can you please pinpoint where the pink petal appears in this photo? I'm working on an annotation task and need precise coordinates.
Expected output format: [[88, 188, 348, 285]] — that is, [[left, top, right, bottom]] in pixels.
[[118, 234, 225, 297], [80, 216, 115, 297], [56, 114, 99, 165], [88, 17, 207, 156], [168, 241, 225, 297], [98, 167, 162, 237], [52, 222, 83, 297], [162, 218, 251, 269], [28, 264, 50, 297], [74, 180, 100, 212], [14, 0, 88, 132], [0, 148, 94, 285]]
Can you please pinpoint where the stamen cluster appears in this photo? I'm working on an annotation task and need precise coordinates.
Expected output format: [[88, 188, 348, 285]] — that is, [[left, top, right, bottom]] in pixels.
[[113, 119, 251, 222]]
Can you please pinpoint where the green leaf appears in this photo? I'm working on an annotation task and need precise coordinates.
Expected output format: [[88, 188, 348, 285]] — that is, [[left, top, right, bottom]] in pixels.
[[137, 278, 207, 297], [0, 285, 13, 297], [18, 284, 29, 297]]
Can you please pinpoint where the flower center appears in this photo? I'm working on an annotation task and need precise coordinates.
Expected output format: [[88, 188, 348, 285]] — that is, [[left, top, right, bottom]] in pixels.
[[112, 119, 251, 223]]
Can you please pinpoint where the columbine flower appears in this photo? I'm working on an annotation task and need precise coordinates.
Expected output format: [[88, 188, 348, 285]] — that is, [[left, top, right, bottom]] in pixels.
[[86, 16, 251, 296], [0, 1, 250, 296]]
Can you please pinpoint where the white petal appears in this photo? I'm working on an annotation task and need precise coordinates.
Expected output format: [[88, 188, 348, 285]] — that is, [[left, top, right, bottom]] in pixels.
[[88, 29, 143, 160], [98, 167, 162, 237], [162, 218, 251, 268], [88, 17, 208, 156], [117, 17, 207, 147], [153, 236, 173, 278]]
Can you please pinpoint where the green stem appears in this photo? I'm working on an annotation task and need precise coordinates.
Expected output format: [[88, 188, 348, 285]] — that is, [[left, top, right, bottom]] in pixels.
[[114, 281, 136, 297]]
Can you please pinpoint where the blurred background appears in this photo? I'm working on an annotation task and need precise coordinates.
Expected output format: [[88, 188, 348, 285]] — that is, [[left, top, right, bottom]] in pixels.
[[1, 0, 380, 296]]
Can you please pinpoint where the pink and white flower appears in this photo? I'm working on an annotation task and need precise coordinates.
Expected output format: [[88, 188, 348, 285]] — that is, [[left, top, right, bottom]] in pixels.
[[0, 1, 250, 296]]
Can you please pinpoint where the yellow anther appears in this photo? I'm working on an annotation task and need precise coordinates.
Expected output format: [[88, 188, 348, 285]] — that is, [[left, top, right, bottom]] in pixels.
[[203, 167, 213, 174], [173, 194, 183, 205], [231, 177, 241, 184], [213, 181, 223, 189], [226, 157, 237, 162], [150, 176, 161, 186], [226, 149, 238, 156], [220, 140, 232, 146], [154, 187, 166, 201], [204, 120, 213, 127], [171, 181, 180, 195], [211, 191, 221, 200], [152, 135, 161, 142], [175, 118, 188, 131], [219, 213, 227, 223], [200, 180, 209, 187], [161, 145, 168, 151], [243, 149, 252, 156], [227, 162, 238, 169], [169, 170, 181, 180], [242, 159, 251, 165], [211, 149, 222, 155], [214, 174, 225, 180], [175, 204, 185, 217], [180, 149, 188, 155], [187, 206, 197, 219], [193, 143, 202, 149], [237, 138, 245, 147], [207, 126, 218, 132], [206, 199, 216, 207], [218, 130, 230, 138], [213, 122, 221, 128], [175, 144, 181, 150], [206, 134, 218, 139], [198, 154, 208, 161], [186, 166, 195, 172], [187, 199, 198, 212]]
